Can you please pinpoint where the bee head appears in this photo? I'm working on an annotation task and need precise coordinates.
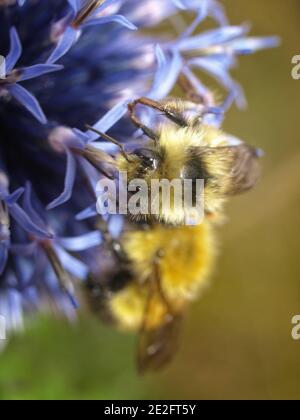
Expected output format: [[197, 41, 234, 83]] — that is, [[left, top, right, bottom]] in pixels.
[[133, 148, 161, 172], [117, 146, 162, 182]]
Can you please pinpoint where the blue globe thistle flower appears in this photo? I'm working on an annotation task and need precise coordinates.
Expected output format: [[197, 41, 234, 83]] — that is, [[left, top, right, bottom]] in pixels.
[[0, 0, 278, 335]]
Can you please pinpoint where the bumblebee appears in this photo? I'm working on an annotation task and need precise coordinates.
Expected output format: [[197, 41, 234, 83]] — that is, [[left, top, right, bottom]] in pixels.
[[88, 76, 261, 226], [85, 218, 215, 373], [84, 75, 262, 372]]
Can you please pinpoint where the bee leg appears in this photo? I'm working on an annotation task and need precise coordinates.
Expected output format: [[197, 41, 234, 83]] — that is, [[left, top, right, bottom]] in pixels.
[[153, 250, 174, 315], [86, 125, 133, 163], [73, 0, 105, 27], [129, 98, 187, 128], [128, 101, 159, 141], [138, 250, 171, 343]]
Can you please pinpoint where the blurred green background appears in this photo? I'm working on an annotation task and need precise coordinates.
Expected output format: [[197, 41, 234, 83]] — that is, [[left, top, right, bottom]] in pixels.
[[1, 0, 300, 400]]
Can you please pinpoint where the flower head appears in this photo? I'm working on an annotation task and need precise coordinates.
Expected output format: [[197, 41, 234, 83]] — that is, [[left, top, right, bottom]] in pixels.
[[0, 0, 278, 334]]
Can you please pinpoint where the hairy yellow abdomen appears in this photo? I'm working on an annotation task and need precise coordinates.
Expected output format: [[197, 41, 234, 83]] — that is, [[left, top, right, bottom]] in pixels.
[[109, 221, 216, 331]]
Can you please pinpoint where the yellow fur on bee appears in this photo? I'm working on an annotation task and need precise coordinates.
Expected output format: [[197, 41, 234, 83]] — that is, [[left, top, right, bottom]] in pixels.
[[109, 221, 216, 331], [117, 124, 230, 183], [109, 284, 149, 331], [116, 123, 235, 223], [159, 124, 236, 211], [109, 283, 183, 331], [159, 123, 230, 153]]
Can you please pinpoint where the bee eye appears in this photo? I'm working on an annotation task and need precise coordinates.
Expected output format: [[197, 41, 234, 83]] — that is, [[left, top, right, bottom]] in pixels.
[[134, 148, 159, 170]]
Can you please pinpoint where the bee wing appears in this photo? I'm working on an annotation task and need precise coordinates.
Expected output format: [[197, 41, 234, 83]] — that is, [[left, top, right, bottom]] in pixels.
[[137, 271, 183, 374], [137, 314, 183, 374], [205, 144, 262, 195], [225, 144, 262, 195]]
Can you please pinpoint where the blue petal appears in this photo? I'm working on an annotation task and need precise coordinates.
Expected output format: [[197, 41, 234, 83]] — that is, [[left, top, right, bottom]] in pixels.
[[96, 0, 121, 13], [75, 205, 97, 221], [55, 244, 88, 280], [23, 183, 47, 229], [149, 46, 182, 100], [182, 66, 212, 103], [47, 148, 77, 210], [9, 203, 53, 239], [4, 188, 24, 205], [6, 27, 22, 73], [226, 36, 281, 55], [8, 83, 47, 124], [208, 0, 228, 26], [59, 231, 102, 251], [91, 142, 119, 156], [176, 25, 249, 51], [203, 92, 237, 126], [189, 57, 246, 107], [83, 15, 137, 31], [47, 27, 79, 64], [176, 0, 228, 26], [19, 64, 63, 81], [77, 156, 100, 191], [178, 8, 208, 40], [67, 0, 81, 14], [88, 101, 128, 141], [72, 129, 90, 145]]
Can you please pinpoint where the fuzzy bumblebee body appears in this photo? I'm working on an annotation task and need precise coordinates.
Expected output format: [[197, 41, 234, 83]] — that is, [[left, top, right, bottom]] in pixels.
[[85, 95, 262, 372], [116, 98, 261, 225], [111, 221, 215, 331], [85, 220, 215, 372]]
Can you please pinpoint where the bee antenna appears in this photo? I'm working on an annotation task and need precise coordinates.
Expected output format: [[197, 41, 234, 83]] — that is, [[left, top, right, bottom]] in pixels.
[[86, 125, 133, 163]]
